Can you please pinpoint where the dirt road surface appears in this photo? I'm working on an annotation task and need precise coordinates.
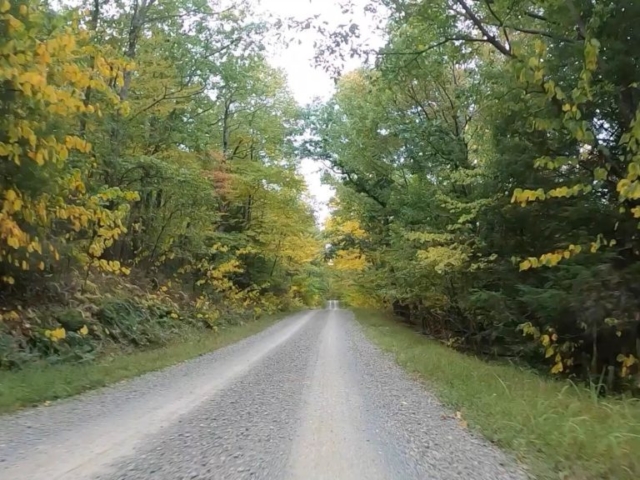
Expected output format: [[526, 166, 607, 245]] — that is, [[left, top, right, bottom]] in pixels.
[[0, 309, 526, 480]]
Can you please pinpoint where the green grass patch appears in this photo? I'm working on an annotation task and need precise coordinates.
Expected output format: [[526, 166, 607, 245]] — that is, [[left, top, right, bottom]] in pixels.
[[0, 314, 285, 415], [354, 309, 640, 480]]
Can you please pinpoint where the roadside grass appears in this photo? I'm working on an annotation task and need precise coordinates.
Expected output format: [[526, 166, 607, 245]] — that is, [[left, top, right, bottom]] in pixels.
[[0, 314, 286, 415], [354, 309, 640, 480]]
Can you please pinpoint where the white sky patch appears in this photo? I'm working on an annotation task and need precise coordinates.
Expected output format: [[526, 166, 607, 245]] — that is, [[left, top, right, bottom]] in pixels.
[[258, 0, 383, 225]]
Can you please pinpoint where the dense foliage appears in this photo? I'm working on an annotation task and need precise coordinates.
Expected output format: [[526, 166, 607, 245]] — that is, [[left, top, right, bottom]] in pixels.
[[0, 0, 326, 367], [313, 0, 640, 391]]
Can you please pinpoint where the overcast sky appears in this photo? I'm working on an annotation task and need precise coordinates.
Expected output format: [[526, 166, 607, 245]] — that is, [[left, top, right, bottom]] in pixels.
[[257, 0, 382, 225]]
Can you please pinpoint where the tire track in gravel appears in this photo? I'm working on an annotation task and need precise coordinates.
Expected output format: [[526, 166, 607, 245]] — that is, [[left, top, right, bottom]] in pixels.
[[95, 312, 327, 480], [285, 309, 390, 480], [342, 310, 527, 480], [1, 308, 528, 480], [0, 310, 319, 480], [285, 310, 526, 480]]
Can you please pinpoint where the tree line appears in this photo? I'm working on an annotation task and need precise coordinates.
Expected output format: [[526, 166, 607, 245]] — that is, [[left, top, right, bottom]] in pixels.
[[314, 0, 640, 391], [0, 0, 325, 367]]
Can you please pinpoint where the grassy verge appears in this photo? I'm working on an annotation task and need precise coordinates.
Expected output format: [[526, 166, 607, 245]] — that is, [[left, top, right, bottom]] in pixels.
[[354, 309, 640, 480], [0, 314, 286, 415]]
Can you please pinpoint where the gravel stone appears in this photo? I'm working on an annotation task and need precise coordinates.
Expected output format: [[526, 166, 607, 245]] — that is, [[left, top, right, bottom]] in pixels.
[[0, 309, 527, 480]]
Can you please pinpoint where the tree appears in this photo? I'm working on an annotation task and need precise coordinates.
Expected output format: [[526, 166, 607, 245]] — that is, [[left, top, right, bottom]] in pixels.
[[309, 0, 640, 388], [0, 0, 326, 367]]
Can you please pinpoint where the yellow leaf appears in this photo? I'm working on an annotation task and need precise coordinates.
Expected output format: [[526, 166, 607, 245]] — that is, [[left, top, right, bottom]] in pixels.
[[594, 168, 607, 181], [5, 189, 17, 202], [519, 259, 532, 271], [79, 325, 89, 336], [46, 327, 66, 342], [551, 362, 564, 374], [545, 346, 555, 358], [511, 188, 523, 204], [0, 0, 10, 13], [541, 335, 551, 347]]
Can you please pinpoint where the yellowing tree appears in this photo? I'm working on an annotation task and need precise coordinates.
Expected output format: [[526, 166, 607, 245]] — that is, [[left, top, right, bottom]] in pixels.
[[0, 2, 134, 284]]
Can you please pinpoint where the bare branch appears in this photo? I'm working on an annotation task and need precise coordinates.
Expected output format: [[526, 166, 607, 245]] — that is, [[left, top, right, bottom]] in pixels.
[[483, 0, 503, 25], [483, 0, 513, 52], [504, 25, 575, 42], [524, 11, 550, 23], [380, 36, 495, 56], [453, 0, 513, 57]]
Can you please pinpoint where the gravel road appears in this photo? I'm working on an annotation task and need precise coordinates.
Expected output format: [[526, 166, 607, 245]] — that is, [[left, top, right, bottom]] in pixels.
[[0, 309, 527, 480]]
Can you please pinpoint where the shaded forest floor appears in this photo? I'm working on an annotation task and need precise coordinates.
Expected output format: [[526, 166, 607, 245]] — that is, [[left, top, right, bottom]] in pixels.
[[354, 310, 640, 480]]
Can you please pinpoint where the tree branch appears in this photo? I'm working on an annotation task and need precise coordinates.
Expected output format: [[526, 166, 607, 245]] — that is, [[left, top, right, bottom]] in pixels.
[[503, 24, 575, 42], [453, 0, 513, 57], [483, 0, 512, 50], [565, 0, 587, 39], [380, 36, 496, 56], [525, 11, 550, 23]]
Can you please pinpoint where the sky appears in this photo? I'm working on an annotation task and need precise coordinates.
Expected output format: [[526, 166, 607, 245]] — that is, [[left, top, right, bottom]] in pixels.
[[257, 0, 382, 225]]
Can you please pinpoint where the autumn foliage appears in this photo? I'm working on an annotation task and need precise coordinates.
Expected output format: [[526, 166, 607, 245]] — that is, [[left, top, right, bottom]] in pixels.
[[0, 0, 325, 368], [313, 0, 640, 392]]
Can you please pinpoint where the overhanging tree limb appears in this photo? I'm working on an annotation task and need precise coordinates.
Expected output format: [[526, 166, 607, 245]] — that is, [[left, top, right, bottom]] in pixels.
[[453, 0, 513, 57]]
